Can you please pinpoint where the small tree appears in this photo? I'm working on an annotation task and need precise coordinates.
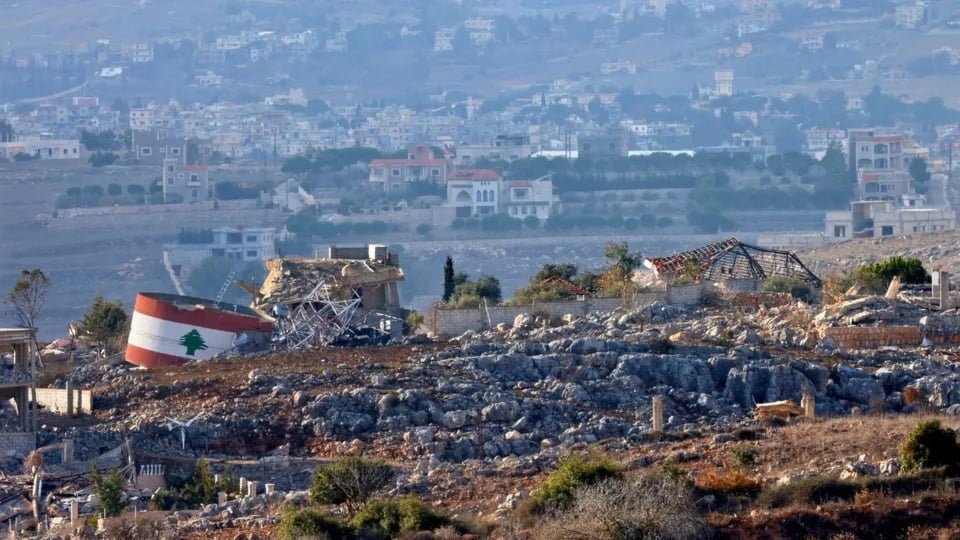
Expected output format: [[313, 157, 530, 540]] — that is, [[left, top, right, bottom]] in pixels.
[[310, 457, 396, 515], [6, 268, 50, 331], [182, 458, 217, 507], [900, 420, 960, 473], [78, 295, 128, 355], [91, 466, 127, 517], [442, 256, 455, 302]]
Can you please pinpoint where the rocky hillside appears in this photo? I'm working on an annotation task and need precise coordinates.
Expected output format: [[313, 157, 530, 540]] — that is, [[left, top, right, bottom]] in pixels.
[[13, 290, 960, 537]]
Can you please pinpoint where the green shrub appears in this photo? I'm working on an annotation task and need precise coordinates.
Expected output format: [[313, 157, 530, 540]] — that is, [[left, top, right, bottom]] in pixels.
[[761, 276, 813, 301], [278, 506, 342, 540], [857, 256, 930, 285], [529, 456, 622, 511], [351, 495, 449, 537], [900, 420, 960, 473], [310, 457, 396, 515], [756, 476, 858, 509], [730, 446, 758, 467], [148, 489, 182, 511]]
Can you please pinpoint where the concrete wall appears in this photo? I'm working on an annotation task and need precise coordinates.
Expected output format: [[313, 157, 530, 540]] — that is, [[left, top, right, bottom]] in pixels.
[[34, 387, 93, 415], [819, 326, 922, 349], [0, 432, 35, 454]]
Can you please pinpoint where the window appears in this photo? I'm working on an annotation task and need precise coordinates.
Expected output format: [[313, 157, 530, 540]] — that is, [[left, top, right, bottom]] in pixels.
[[432, 168, 440, 176], [227, 232, 242, 244], [521, 206, 527, 215], [834, 225, 846, 238], [167, 164, 175, 172], [189, 174, 200, 183], [531, 206, 537, 216], [212, 248, 225, 257], [63, 148, 68, 155], [372, 168, 384, 177], [159, 147, 166, 153], [511, 206, 518, 215], [246, 235, 257, 242], [246, 250, 258, 258], [171, 147, 180, 156], [881, 225, 894, 236], [141, 147, 152, 156], [392, 168, 401, 176]]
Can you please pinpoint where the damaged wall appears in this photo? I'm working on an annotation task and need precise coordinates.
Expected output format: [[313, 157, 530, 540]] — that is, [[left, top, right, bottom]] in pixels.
[[0, 432, 35, 454]]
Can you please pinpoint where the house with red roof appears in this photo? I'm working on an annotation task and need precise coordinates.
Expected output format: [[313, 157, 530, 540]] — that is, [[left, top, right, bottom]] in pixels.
[[368, 143, 451, 191]]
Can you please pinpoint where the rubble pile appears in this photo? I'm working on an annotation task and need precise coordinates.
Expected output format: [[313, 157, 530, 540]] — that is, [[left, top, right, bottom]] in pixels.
[[814, 296, 931, 327]]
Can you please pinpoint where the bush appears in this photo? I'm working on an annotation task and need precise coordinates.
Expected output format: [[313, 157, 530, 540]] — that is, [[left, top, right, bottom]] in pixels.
[[529, 456, 622, 512], [278, 506, 342, 540], [900, 420, 960, 473], [858, 256, 930, 285], [352, 495, 449, 537], [535, 475, 708, 540], [310, 457, 396, 515], [89, 151, 119, 167], [756, 476, 858, 509], [415, 223, 433, 235], [730, 446, 758, 467], [761, 276, 814, 301]]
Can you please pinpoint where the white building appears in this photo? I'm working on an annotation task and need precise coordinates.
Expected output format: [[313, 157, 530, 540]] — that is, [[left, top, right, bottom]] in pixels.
[[163, 227, 278, 280], [895, 3, 925, 29], [121, 43, 154, 63], [715, 69, 734, 97], [0, 138, 81, 160], [434, 28, 456, 52], [446, 170, 559, 220], [825, 199, 956, 240], [456, 135, 532, 165]]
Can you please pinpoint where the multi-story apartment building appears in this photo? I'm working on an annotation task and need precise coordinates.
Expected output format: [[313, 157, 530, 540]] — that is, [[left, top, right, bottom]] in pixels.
[[848, 128, 912, 200], [132, 131, 188, 166], [162, 160, 211, 203], [896, 3, 925, 29]]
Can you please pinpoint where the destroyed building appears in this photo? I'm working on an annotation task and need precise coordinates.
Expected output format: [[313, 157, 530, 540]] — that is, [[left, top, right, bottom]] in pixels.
[[0, 328, 38, 453], [644, 238, 821, 287], [255, 244, 404, 316]]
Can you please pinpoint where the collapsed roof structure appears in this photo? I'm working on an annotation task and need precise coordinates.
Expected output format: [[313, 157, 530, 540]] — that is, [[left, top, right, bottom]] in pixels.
[[253, 245, 405, 349], [644, 238, 821, 287], [255, 245, 404, 314]]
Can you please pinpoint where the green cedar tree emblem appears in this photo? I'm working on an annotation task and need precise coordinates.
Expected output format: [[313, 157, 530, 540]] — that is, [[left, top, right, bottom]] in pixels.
[[179, 329, 208, 356]]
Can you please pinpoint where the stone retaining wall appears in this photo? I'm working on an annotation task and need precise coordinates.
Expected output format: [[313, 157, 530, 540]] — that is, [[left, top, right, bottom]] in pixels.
[[819, 326, 922, 349]]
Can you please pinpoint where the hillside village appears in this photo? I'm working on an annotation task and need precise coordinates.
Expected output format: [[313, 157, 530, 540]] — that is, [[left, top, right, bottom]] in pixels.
[[8, 0, 960, 538]]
